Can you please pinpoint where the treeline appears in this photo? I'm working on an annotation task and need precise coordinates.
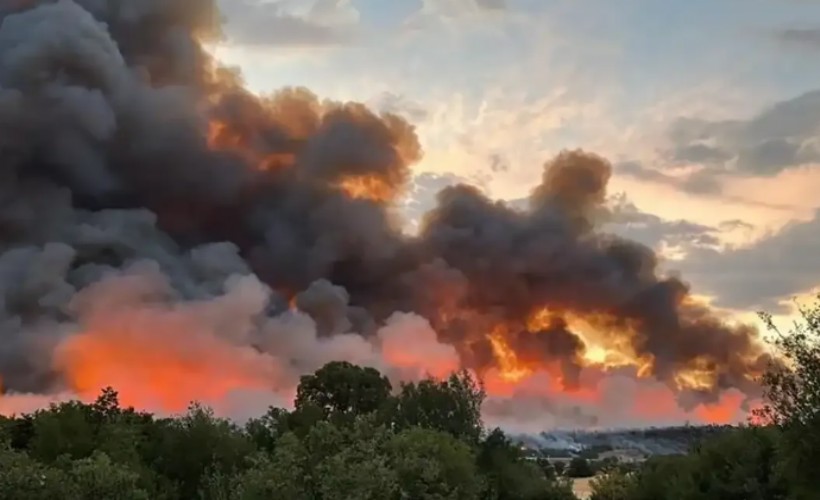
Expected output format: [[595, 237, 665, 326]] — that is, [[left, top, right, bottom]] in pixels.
[[0, 363, 576, 500], [589, 307, 820, 500]]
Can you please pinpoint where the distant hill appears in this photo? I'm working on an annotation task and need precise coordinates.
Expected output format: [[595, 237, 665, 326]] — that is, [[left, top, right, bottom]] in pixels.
[[512, 424, 736, 458]]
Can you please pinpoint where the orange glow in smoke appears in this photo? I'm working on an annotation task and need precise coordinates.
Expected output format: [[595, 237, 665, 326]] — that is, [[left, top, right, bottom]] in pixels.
[[54, 321, 281, 413], [489, 328, 533, 383], [694, 391, 747, 424], [27, 294, 760, 426], [473, 305, 760, 425], [380, 317, 461, 381], [207, 120, 239, 150], [207, 119, 295, 172], [338, 175, 395, 202], [525, 306, 646, 370]]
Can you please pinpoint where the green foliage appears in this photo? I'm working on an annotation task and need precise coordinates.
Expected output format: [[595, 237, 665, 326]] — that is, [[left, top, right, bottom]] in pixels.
[[588, 427, 790, 500], [387, 427, 481, 499], [0, 446, 72, 500], [477, 428, 576, 500], [295, 361, 392, 420], [757, 304, 820, 499], [28, 400, 98, 462], [201, 436, 311, 500], [676, 426, 787, 500], [393, 370, 485, 444], [151, 404, 255, 499], [243, 407, 289, 453], [589, 471, 637, 500], [312, 431, 397, 500], [68, 452, 150, 500], [566, 457, 595, 478]]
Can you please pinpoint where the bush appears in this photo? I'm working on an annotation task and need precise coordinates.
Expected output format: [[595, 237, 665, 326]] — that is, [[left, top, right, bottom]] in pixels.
[[566, 457, 595, 478], [589, 471, 636, 500]]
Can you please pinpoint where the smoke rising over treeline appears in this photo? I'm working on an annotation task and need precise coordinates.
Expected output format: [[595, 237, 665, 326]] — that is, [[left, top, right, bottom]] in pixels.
[[0, 0, 773, 425]]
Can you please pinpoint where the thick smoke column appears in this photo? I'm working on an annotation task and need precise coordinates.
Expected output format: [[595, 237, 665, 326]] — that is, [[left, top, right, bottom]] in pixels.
[[0, 0, 772, 423]]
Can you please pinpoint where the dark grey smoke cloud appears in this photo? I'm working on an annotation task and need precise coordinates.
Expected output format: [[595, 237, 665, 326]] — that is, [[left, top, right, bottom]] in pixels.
[[0, 0, 771, 415]]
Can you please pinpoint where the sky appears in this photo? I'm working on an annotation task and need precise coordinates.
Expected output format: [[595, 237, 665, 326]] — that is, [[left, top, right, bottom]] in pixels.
[[211, 0, 820, 328]]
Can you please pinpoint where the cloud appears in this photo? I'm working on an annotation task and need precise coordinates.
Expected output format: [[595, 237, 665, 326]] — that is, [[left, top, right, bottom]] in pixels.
[[679, 211, 820, 311], [399, 172, 469, 232], [421, 0, 508, 16], [615, 161, 798, 213], [617, 161, 722, 196], [604, 194, 722, 251], [218, 0, 359, 48], [663, 90, 820, 177], [403, 0, 508, 29], [775, 28, 820, 50], [369, 92, 429, 123], [474, 0, 508, 10]]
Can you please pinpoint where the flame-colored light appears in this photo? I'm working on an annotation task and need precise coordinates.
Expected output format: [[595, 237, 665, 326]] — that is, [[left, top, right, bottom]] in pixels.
[[489, 327, 532, 383], [338, 175, 394, 202]]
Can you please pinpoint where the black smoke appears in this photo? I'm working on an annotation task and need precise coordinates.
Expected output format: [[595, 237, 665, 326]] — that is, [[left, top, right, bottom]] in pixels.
[[0, 0, 771, 410]]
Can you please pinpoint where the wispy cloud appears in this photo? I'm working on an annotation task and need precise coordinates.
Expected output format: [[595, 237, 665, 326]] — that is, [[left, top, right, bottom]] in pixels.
[[218, 0, 360, 48], [775, 27, 820, 49]]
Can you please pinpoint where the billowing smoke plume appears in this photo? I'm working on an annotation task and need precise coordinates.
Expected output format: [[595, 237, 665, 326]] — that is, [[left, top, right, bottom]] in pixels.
[[0, 0, 773, 426]]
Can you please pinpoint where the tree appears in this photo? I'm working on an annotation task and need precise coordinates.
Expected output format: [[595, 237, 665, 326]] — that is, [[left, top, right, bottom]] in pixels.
[[622, 456, 686, 500], [477, 428, 575, 500], [68, 452, 150, 500], [295, 361, 392, 420], [756, 304, 820, 499], [566, 457, 595, 478], [0, 446, 73, 500], [152, 404, 254, 499], [244, 407, 290, 453], [311, 417, 398, 500], [393, 371, 485, 444], [387, 427, 481, 500], [27, 401, 98, 463], [681, 427, 786, 500], [589, 470, 637, 500], [202, 434, 311, 500], [243, 434, 310, 499]]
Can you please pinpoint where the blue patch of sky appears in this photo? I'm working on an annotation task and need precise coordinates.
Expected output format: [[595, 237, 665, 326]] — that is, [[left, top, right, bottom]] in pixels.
[[236, 0, 820, 123]]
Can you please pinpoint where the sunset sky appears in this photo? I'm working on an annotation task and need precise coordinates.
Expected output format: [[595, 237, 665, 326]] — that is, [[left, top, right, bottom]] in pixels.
[[212, 0, 820, 328]]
